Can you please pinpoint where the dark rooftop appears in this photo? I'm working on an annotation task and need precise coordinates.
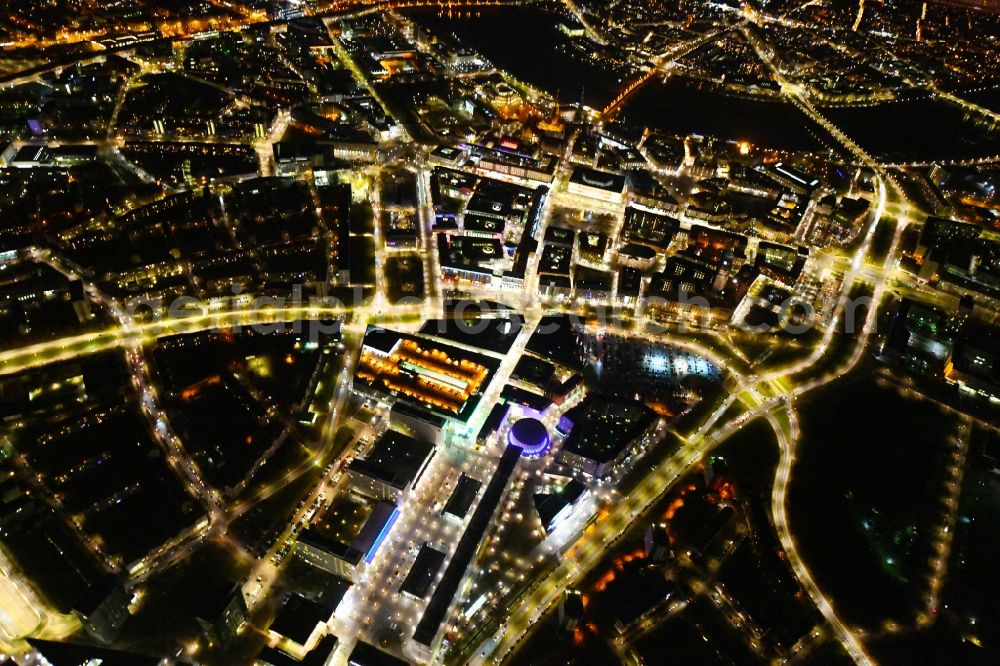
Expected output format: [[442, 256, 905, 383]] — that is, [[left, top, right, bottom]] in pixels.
[[348, 430, 434, 491], [347, 640, 409, 666], [534, 478, 587, 530], [561, 395, 657, 464], [400, 544, 447, 599], [524, 315, 584, 371], [443, 474, 483, 519], [297, 529, 364, 566], [270, 594, 329, 645], [569, 165, 626, 193], [476, 402, 510, 445]]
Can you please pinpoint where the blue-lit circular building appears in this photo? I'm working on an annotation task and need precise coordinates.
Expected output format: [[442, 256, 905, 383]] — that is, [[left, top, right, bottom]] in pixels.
[[508, 418, 550, 457]]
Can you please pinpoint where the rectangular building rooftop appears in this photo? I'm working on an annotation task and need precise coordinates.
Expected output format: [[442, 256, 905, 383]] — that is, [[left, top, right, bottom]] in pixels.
[[356, 326, 500, 421], [400, 544, 447, 599], [348, 430, 435, 493], [568, 165, 626, 194], [443, 474, 483, 519]]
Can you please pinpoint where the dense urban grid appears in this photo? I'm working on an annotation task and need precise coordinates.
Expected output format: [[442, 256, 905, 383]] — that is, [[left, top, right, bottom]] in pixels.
[[0, 0, 998, 665]]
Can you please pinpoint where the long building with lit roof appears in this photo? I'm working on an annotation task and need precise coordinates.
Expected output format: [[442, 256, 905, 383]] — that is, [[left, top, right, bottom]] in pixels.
[[354, 326, 499, 422]]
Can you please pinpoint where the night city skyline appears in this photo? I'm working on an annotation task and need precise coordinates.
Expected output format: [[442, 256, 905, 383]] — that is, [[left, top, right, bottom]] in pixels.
[[0, 1, 998, 665]]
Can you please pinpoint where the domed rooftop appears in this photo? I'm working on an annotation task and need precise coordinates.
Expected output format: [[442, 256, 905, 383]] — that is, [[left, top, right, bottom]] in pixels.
[[508, 417, 550, 457]]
